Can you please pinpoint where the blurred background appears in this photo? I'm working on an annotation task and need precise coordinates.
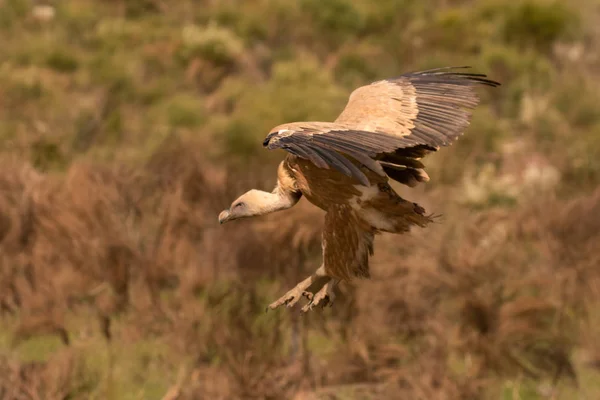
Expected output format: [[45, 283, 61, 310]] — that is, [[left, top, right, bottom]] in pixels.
[[1, 0, 599, 399]]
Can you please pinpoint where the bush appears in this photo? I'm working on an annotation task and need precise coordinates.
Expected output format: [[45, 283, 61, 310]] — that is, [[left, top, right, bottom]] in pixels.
[[45, 49, 79, 73], [177, 23, 244, 67], [300, 0, 365, 45], [502, 0, 579, 52]]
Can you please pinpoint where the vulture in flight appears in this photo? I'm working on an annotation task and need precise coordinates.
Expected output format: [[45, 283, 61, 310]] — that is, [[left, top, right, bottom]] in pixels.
[[218, 66, 500, 312]]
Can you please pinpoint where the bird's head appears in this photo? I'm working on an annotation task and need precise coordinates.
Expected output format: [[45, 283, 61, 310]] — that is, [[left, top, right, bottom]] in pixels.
[[262, 124, 295, 147], [218, 189, 273, 224]]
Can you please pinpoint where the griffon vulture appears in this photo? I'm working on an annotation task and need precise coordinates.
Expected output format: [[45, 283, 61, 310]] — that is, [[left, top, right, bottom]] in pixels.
[[218, 66, 500, 312]]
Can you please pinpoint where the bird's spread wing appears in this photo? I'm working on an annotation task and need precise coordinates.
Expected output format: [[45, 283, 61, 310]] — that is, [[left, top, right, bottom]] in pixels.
[[334, 66, 499, 144], [265, 126, 407, 185], [322, 206, 374, 281], [263, 67, 500, 186]]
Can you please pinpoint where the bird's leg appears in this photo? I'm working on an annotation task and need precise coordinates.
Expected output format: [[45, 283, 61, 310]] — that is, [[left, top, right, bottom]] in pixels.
[[301, 278, 339, 313], [267, 265, 327, 311]]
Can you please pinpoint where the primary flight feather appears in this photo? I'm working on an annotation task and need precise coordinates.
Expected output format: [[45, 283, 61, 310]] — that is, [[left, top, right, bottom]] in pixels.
[[219, 66, 500, 312]]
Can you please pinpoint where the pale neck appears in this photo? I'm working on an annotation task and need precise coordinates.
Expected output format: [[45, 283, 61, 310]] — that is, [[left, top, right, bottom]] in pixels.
[[251, 187, 300, 216], [269, 189, 298, 213]]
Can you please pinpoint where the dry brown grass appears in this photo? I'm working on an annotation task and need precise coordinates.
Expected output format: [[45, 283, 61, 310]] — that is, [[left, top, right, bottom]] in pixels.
[[0, 349, 94, 400], [1, 134, 600, 399]]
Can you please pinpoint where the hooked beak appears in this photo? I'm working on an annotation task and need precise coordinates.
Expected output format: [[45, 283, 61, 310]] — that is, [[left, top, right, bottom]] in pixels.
[[218, 209, 231, 224]]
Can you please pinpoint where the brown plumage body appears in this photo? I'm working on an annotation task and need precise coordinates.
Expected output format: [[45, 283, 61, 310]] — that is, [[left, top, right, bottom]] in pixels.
[[218, 67, 500, 312], [280, 155, 431, 282]]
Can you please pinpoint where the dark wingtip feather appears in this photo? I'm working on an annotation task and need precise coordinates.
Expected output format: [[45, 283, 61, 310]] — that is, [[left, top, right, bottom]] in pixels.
[[398, 66, 501, 87], [410, 65, 472, 75]]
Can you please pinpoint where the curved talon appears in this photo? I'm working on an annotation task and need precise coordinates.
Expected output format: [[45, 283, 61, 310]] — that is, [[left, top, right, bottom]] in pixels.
[[301, 299, 315, 313], [302, 291, 314, 301], [268, 286, 310, 311], [267, 269, 324, 311], [300, 279, 337, 313], [286, 295, 301, 308], [266, 268, 337, 312]]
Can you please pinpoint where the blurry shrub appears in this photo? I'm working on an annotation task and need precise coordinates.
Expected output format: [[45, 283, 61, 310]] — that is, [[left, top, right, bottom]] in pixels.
[[140, 41, 177, 82], [0, 349, 102, 399], [178, 23, 244, 67], [175, 23, 245, 93], [88, 57, 137, 102], [300, 0, 365, 44], [222, 57, 346, 158], [223, 120, 258, 159], [30, 140, 67, 172], [165, 94, 205, 129], [333, 48, 379, 88], [45, 49, 79, 73], [72, 110, 100, 153], [53, 2, 96, 42], [560, 126, 600, 192], [460, 163, 519, 209], [205, 76, 248, 115], [122, 0, 161, 18], [502, 0, 579, 52], [480, 45, 554, 87], [555, 77, 600, 130], [93, 19, 141, 51], [0, 121, 18, 144], [192, 0, 305, 52], [137, 82, 169, 106], [479, 45, 554, 118], [102, 110, 124, 146], [210, 5, 269, 43], [0, 0, 28, 30], [427, 106, 507, 187], [529, 76, 600, 192], [5, 79, 45, 105], [424, 8, 484, 53], [360, 0, 411, 35], [258, 57, 347, 122]]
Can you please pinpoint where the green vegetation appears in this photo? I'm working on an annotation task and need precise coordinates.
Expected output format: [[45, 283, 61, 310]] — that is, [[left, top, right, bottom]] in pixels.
[[1, 0, 600, 399]]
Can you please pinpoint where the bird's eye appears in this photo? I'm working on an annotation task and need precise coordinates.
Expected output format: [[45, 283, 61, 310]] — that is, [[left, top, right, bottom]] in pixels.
[[234, 202, 245, 209]]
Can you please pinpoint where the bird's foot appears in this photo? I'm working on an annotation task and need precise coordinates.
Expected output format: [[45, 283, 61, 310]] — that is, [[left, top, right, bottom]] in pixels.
[[266, 285, 313, 311], [301, 279, 336, 313]]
